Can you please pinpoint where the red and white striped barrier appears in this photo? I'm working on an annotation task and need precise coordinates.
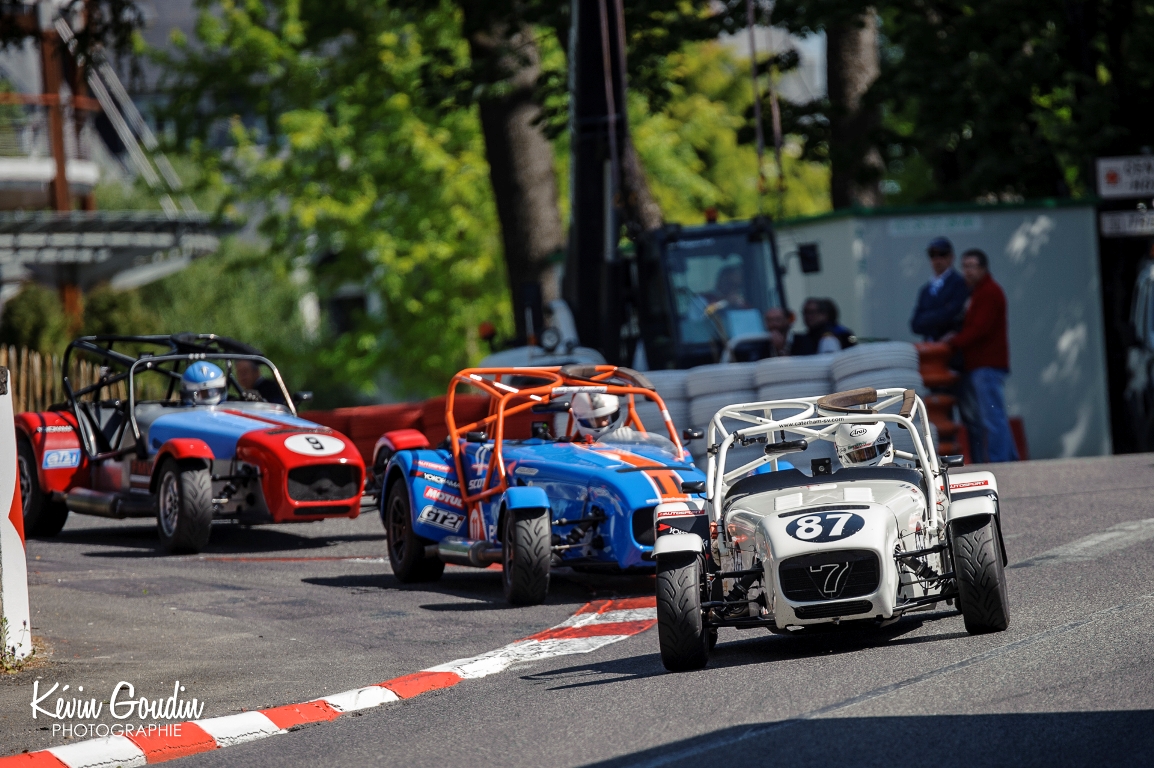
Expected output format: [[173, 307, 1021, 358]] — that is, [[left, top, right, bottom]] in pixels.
[[0, 366, 30, 662], [1, 596, 656, 766]]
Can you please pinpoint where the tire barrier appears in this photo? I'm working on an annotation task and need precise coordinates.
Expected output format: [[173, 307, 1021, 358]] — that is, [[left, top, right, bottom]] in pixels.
[[0, 366, 31, 661]]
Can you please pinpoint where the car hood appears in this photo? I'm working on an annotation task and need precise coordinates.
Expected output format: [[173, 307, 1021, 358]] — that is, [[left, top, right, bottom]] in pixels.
[[147, 407, 323, 459]]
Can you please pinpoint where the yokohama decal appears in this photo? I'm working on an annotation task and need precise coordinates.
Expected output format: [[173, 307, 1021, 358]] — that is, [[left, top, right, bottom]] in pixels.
[[423, 486, 463, 509]]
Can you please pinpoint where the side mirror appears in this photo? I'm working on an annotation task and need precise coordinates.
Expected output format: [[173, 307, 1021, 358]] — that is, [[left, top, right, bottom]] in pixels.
[[682, 428, 704, 441], [465, 431, 488, 443], [942, 454, 965, 468], [681, 480, 706, 494], [292, 391, 313, 403]]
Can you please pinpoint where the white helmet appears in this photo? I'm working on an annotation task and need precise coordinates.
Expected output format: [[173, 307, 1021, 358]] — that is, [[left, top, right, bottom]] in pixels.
[[571, 392, 623, 439], [834, 421, 893, 467]]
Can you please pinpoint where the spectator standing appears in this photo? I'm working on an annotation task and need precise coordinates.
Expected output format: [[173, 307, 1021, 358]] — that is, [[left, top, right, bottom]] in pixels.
[[791, 298, 856, 355], [944, 249, 1018, 463], [910, 236, 970, 341]]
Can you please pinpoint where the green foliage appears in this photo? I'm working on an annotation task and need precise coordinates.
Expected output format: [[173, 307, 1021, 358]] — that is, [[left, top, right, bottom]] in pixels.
[[81, 285, 156, 337], [156, 0, 510, 398], [0, 285, 68, 355], [771, 0, 1154, 203]]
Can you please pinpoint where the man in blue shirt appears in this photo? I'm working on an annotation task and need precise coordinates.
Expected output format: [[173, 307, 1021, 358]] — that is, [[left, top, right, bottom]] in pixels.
[[910, 237, 970, 341]]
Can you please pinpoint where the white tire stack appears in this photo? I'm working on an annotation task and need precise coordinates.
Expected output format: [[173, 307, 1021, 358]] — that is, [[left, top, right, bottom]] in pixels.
[[681, 363, 758, 464], [753, 355, 835, 401], [829, 341, 933, 456], [632, 369, 690, 437]]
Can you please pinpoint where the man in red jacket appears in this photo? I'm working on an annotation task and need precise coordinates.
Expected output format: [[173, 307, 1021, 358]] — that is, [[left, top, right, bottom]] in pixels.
[[944, 249, 1019, 463]]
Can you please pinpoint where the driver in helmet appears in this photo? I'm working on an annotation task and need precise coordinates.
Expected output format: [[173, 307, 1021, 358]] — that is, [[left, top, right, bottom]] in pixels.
[[834, 421, 894, 467], [571, 392, 628, 441], [181, 362, 228, 406]]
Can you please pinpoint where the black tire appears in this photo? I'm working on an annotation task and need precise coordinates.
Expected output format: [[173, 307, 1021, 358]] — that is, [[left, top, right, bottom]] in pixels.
[[17, 436, 68, 537], [502, 507, 551, 605], [656, 552, 710, 671], [155, 459, 214, 554], [384, 483, 444, 582], [952, 515, 1010, 634]]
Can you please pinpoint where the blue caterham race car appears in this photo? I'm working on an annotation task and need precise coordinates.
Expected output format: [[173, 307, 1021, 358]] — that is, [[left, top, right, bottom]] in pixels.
[[374, 365, 709, 604]]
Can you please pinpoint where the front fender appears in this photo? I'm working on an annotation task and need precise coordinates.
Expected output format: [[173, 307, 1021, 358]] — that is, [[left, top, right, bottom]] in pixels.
[[151, 439, 214, 492], [947, 494, 1008, 566], [653, 532, 705, 557], [500, 485, 549, 511]]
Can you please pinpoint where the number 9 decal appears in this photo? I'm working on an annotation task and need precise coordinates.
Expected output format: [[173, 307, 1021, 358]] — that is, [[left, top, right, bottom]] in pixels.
[[786, 512, 865, 542], [284, 433, 346, 456]]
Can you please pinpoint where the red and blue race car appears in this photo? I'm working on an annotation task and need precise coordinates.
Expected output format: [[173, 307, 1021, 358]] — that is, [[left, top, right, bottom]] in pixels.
[[16, 334, 365, 553], [375, 365, 709, 604]]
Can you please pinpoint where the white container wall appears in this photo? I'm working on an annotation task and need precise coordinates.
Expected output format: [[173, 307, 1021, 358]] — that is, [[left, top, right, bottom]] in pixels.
[[777, 202, 1110, 460]]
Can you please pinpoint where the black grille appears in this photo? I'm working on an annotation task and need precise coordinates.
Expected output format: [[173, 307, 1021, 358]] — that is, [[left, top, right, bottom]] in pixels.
[[779, 550, 880, 602], [292, 504, 353, 516], [632, 507, 655, 546], [793, 600, 874, 619], [287, 465, 360, 502]]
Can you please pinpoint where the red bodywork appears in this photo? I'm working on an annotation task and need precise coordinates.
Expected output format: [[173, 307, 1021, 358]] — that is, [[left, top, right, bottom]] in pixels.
[[15, 409, 365, 524]]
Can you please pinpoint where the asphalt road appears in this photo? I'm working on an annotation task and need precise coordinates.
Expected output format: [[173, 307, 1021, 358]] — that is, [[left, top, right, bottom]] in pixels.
[[4, 454, 1154, 766]]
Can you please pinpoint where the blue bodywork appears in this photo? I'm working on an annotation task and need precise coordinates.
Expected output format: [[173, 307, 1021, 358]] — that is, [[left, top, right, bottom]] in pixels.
[[385, 437, 708, 570], [145, 405, 321, 458]]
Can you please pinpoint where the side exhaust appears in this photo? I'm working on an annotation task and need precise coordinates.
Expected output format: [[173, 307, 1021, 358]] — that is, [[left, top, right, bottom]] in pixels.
[[65, 489, 154, 519], [434, 536, 502, 568]]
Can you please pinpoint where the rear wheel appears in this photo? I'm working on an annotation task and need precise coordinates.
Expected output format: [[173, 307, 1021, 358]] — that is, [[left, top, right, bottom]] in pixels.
[[384, 483, 444, 582], [17, 437, 68, 537], [502, 507, 551, 605], [656, 553, 710, 671], [952, 516, 1010, 633], [156, 459, 213, 554]]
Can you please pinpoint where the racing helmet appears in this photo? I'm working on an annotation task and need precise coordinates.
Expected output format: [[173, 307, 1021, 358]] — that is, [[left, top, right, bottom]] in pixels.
[[571, 392, 624, 439], [834, 421, 893, 468], [181, 362, 227, 406]]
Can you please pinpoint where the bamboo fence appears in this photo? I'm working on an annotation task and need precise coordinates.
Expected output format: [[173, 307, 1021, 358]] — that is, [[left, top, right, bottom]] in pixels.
[[0, 346, 132, 413]]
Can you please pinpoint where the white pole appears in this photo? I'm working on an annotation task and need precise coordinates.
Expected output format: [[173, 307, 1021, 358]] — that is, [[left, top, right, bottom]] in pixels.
[[0, 366, 31, 661]]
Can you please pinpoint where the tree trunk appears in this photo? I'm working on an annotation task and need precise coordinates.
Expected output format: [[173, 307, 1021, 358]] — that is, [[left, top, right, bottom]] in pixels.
[[826, 9, 884, 209], [467, 22, 566, 344], [620, 137, 663, 235]]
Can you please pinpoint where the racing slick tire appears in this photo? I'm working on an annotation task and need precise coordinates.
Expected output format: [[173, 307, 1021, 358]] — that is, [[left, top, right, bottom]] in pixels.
[[502, 506, 551, 605], [384, 483, 445, 583], [156, 459, 214, 554], [952, 515, 1010, 634], [656, 552, 710, 671], [17, 436, 69, 537]]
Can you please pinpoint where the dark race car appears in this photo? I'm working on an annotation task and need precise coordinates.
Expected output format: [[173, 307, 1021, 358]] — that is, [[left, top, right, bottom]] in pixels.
[[375, 364, 709, 604], [17, 334, 364, 553]]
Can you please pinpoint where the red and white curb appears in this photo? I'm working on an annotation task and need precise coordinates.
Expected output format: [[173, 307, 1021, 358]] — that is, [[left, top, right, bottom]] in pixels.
[[2, 597, 656, 767]]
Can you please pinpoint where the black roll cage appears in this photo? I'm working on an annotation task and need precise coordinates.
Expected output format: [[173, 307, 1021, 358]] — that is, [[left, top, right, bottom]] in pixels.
[[60, 334, 295, 462]]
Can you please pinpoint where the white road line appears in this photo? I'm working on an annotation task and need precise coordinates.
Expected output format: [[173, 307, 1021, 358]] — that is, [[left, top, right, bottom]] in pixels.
[[1011, 518, 1154, 568]]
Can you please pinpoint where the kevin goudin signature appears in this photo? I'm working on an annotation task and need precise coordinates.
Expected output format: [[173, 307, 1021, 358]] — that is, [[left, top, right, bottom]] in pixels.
[[31, 680, 206, 721]]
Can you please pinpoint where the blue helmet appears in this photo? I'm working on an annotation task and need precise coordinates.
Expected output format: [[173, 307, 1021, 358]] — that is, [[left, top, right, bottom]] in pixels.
[[181, 361, 227, 405]]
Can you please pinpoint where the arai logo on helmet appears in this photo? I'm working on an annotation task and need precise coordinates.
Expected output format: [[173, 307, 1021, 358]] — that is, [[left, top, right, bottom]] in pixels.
[[849, 426, 869, 438], [284, 434, 345, 456]]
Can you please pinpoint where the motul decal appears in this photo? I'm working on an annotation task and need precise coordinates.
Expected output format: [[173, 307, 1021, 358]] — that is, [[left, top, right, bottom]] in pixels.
[[950, 480, 989, 489], [423, 486, 463, 509], [416, 460, 451, 474]]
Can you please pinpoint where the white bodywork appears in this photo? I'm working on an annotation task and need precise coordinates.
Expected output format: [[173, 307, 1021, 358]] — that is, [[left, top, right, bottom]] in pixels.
[[686, 388, 1000, 629]]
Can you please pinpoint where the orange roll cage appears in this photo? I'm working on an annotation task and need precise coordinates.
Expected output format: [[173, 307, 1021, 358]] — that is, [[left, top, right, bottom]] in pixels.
[[445, 365, 685, 516]]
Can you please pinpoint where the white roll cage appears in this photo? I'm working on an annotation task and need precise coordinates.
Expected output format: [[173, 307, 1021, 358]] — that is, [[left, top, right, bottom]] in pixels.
[[704, 387, 943, 532]]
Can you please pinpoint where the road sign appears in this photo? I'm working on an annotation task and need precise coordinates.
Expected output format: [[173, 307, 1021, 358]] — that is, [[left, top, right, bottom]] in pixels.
[[1097, 156, 1154, 199]]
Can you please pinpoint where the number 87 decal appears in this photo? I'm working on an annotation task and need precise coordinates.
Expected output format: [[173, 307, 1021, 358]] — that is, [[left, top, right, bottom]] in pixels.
[[786, 511, 865, 543]]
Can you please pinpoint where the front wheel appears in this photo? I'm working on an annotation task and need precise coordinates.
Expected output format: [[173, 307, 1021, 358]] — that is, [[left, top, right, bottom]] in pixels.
[[952, 516, 1010, 633], [502, 507, 550, 605], [17, 437, 68, 537], [656, 553, 710, 671], [156, 459, 213, 554], [384, 483, 444, 583]]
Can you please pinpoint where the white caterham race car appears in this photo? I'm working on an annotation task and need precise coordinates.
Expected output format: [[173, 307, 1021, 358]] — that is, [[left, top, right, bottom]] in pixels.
[[653, 387, 1010, 671]]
